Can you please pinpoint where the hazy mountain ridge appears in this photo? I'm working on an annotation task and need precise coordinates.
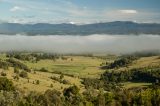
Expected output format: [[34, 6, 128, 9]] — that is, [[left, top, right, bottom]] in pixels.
[[0, 21, 160, 35]]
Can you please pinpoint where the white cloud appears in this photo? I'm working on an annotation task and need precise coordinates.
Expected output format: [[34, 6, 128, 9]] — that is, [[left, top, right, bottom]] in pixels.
[[0, 35, 159, 54], [10, 6, 25, 12], [119, 9, 138, 14]]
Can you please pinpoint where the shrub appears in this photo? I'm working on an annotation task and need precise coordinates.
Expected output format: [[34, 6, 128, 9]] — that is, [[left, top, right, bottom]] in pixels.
[[1, 71, 7, 76], [63, 85, 79, 97], [44, 89, 62, 106], [14, 68, 19, 74], [38, 67, 48, 72], [103, 56, 138, 69], [50, 76, 70, 84], [36, 80, 40, 85], [50, 84, 53, 88], [62, 79, 70, 84], [0, 60, 10, 70], [60, 74, 64, 79], [19, 71, 28, 78], [50, 76, 61, 82], [63, 85, 82, 106], [0, 77, 15, 91], [13, 75, 19, 81], [7, 59, 31, 72]]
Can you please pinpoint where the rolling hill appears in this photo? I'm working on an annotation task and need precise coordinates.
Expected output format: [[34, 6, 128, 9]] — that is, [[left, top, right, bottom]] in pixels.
[[0, 21, 160, 35]]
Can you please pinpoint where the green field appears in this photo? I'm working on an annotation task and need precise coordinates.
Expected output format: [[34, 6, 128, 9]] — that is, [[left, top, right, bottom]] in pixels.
[[122, 82, 152, 89], [22, 56, 106, 78]]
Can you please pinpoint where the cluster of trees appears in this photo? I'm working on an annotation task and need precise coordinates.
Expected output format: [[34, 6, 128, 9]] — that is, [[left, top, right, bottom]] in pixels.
[[83, 67, 160, 92], [19, 71, 28, 78], [0, 60, 10, 70], [102, 67, 160, 83], [0, 77, 15, 91], [82, 78, 121, 92], [50, 74, 70, 85], [36, 67, 48, 72], [0, 76, 160, 106], [6, 58, 31, 72], [0, 58, 31, 79], [6, 52, 60, 62], [30, 53, 60, 61], [6, 53, 35, 62], [131, 51, 160, 57], [103, 56, 138, 69]]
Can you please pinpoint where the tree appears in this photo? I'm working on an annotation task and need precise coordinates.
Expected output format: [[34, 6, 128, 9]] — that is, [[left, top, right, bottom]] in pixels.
[[14, 68, 19, 74], [97, 89, 105, 106], [36, 80, 40, 85], [44, 89, 62, 106], [63, 85, 83, 106], [0, 77, 15, 91], [1, 71, 7, 76], [60, 74, 64, 80]]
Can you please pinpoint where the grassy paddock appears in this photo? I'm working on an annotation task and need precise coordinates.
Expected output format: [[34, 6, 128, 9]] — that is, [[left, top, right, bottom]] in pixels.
[[122, 82, 152, 89], [23, 56, 106, 78]]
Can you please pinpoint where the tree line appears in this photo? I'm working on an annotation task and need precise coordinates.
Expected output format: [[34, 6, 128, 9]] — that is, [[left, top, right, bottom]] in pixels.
[[0, 76, 160, 106]]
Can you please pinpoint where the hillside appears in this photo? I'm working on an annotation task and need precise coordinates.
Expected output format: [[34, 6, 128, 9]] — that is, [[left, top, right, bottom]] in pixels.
[[0, 53, 160, 106], [0, 53, 159, 92], [0, 21, 160, 35]]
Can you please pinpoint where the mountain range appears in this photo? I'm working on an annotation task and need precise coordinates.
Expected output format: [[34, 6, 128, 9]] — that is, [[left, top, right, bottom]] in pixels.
[[0, 21, 160, 35]]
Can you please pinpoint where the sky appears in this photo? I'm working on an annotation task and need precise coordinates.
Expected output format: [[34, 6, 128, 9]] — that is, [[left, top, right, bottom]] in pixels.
[[0, 0, 160, 24]]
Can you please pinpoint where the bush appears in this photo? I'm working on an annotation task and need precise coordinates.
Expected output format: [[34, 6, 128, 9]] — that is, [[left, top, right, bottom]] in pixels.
[[0, 60, 10, 70], [14, 68, 19, 74], [7, 59, 31, 72], [50, 76, 70, 84], [36, 80, 40, 85], [63, 85, 83, 105], [103, 56, 138, 69], [19, 71, 28, 78], [44, 89, 62, 106], [62, 79, 70, 84], [13, 75, 19, 81], [63, 85, 79, 97], [38, 67, 48, 72], [60, 74, 64, 80], [1, 71, 7, 76], [0, 77, 15, 91], [50, 84, 53, 88], [50, 76, 61, 82]]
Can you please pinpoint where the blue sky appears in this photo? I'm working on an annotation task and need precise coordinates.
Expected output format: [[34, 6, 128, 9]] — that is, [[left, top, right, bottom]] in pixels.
[[0, 0, 160, 24]]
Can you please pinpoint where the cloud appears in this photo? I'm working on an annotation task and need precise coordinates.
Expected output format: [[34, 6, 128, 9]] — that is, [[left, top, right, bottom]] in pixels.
[[0, 34, 159, 54], [3, 0, 159, 24], [119, 9, 138, 14], [10, 6, 26, 12]]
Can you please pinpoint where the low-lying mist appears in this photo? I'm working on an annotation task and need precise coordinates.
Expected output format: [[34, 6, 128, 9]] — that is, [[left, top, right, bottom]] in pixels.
[[0, 34, 160, 54]]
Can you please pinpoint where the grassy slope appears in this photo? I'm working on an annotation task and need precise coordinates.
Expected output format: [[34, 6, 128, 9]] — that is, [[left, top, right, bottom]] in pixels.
[[0, 55, 106, 93], [0, 54, 159, 92], [122, 82, 152, 89], [0, 68, 84, 93], [23, 56, 105, 78], [118, 56, 160, 89], [129, 56, 160, 68]]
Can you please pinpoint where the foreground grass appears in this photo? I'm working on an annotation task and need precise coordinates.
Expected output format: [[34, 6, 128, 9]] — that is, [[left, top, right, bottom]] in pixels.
[[0, 68, 84, 93]]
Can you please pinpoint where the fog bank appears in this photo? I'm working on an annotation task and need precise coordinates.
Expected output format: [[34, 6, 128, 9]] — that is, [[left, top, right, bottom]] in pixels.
[[0, 34, 160, 54]]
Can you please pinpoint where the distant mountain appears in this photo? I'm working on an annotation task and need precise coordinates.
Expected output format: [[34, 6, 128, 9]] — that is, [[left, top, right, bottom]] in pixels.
[[0, 21, 160, 35]]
